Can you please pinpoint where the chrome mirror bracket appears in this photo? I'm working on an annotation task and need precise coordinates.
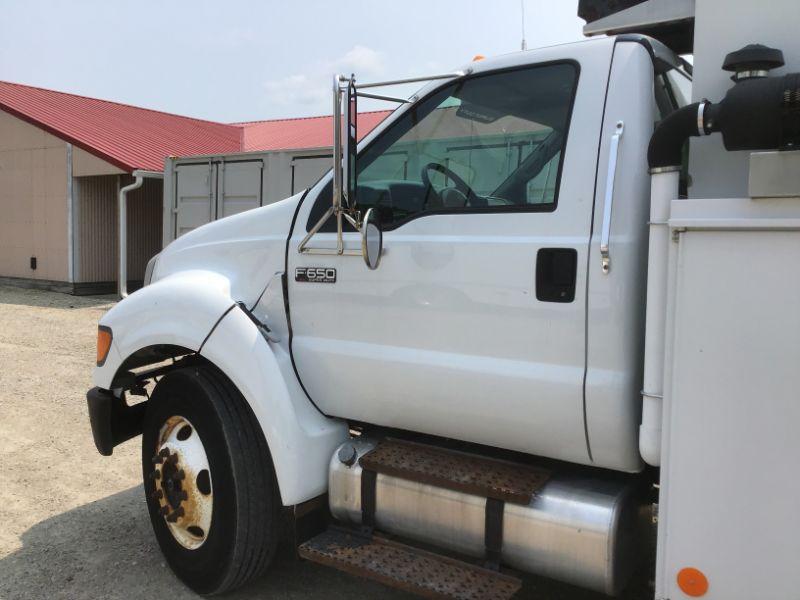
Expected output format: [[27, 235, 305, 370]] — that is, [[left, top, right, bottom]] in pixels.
[[299, 69, 466, 257]]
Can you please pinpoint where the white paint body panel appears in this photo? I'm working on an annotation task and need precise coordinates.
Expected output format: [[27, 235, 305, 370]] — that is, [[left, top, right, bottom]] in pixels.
[[584, 42, 654, 471], [656, 196, 800, 599], [99, 191, 304, 377], [94, 192, 349, 505], [155, 193, 300, 308], [287, 38, 647, 471], [92, 270, 236, 389], [200, 307, 348, 506]]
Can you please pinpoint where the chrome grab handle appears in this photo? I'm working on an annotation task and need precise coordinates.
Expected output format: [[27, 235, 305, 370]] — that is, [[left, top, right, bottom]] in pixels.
[[600, 121, 624, 274]]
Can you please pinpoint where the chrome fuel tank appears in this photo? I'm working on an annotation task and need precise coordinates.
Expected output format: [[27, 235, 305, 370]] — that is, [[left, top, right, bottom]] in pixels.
[[329, 439, 641, 595]]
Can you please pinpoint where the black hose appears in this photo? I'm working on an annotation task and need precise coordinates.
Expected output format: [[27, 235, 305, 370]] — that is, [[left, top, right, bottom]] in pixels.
[[647, 102, 709, 170]]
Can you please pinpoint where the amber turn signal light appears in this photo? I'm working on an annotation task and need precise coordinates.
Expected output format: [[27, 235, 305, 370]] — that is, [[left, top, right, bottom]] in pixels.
[[97, 326, 113, 366]]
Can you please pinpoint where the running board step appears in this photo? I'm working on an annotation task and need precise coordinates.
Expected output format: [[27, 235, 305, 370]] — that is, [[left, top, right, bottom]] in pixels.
[[299, 528, 522, 600], [359, 438, 550, 504]]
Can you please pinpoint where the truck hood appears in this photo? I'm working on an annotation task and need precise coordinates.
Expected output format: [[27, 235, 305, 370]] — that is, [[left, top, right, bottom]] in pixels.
[[151, 192, 303, 307]]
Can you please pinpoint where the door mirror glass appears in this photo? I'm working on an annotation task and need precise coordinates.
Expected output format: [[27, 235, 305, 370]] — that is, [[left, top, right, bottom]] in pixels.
[[345, 78, 358, 209], [361, 208, 383, 270]]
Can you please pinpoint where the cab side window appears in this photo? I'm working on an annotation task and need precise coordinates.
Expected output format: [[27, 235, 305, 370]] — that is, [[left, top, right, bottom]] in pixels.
[[307, 62, 578, 232]]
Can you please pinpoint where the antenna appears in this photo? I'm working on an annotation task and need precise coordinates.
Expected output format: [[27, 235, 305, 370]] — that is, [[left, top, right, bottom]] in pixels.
[[520, 0, 527, 51]]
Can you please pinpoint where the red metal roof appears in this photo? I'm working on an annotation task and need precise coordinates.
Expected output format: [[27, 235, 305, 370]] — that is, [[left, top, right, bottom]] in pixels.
[[0, 80, 391, 173], [0, 81, 242, 172], [236, 111, 392, 152]]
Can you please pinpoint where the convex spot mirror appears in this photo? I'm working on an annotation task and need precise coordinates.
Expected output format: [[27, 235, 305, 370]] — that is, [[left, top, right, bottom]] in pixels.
[[361, 208, 383, 270]]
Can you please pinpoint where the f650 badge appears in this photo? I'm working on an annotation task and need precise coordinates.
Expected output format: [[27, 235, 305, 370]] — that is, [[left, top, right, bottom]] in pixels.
[[295, 267, 336, 284]]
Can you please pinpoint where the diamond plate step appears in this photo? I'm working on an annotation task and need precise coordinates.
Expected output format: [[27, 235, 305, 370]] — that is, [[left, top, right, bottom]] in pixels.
[[359, 439, 550, 504], [299, 528, 522, 600]]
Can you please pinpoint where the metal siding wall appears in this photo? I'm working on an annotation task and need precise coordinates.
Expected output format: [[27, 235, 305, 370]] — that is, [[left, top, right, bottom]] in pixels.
[[76, 175, 162, 283], [126, 177, 162, 279], [76, 175, 117, 282]]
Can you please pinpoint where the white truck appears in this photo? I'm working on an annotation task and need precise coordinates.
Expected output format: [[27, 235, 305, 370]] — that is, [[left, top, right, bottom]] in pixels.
[[86, 1, 800, 598]]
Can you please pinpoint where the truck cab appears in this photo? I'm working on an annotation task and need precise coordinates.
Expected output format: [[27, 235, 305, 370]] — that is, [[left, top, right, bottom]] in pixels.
[[86, 11, 800, 596], [287, 35, 686, 474]]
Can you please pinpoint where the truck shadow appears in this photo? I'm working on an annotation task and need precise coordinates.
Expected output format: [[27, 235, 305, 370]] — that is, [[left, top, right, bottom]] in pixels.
[[0, 486, 411, 600], [0, 485, 648, 600]]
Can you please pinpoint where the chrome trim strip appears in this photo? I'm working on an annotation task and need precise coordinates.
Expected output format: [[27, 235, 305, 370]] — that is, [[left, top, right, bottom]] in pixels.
[[697, 100, 708, 136], [648, 165, 682, 174], [357, 72, 465, 89]]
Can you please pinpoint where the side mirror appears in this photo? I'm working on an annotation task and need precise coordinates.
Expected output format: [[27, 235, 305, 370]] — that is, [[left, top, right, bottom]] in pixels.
[[361, 208, 383, 270]]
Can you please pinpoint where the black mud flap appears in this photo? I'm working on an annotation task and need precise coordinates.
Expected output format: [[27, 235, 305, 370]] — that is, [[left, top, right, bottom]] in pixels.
[[87, 387, 146, 456]]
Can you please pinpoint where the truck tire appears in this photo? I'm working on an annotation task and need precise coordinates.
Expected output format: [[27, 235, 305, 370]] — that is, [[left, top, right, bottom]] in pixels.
[[141, 365, 280, 595]]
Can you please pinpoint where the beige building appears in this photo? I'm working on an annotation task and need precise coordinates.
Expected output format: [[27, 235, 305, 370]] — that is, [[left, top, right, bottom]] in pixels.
[[0, 109, 164, 292], [0, 81, 247, 293], [0, 80, 388, 293]]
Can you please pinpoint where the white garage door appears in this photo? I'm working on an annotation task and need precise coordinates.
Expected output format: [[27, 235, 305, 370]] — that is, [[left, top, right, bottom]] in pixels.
[[219, 161, 263, 218], [175, 162, 215, 238], [174, 159, 263, 238], [291, 155, 331, 195]]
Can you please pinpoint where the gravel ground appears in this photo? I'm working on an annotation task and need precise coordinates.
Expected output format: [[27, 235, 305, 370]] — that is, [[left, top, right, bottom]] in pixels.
[[0, 285, 650, 600]]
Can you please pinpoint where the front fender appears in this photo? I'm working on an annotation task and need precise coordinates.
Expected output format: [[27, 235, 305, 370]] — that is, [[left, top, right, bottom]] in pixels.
[[200, 305, 348, 506], [93, 271, 235, 389]]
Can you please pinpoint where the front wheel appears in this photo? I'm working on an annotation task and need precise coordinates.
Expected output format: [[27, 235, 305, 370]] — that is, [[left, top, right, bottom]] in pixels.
[[142, 365, 280, 595]]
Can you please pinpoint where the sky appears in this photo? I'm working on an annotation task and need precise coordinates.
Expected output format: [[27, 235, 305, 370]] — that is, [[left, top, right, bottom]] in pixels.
[[0, 0, 584, 123]]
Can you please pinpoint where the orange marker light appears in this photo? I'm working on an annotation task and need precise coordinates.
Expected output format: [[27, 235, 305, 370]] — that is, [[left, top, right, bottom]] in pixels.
[[472, 54, 485, 62], [677, 567, 709, 597], [97, 326, 113, 366]]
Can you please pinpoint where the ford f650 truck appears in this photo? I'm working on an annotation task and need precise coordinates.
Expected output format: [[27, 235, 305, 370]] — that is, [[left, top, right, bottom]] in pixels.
[[86, 1, 800, 598]]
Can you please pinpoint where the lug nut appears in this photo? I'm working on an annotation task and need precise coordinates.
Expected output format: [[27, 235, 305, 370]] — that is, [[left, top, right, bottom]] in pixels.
[[151, 489, 163, 501], [148, 470, 161, 480], [159, 448, 170, 458]]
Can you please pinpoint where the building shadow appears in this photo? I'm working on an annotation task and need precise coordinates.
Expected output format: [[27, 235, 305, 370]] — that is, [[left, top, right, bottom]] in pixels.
[[0, 284, 115, 309]]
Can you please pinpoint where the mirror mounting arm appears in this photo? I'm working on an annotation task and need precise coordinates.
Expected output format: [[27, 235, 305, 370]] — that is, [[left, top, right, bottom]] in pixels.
[[298, 68, 468, 257], [298, 74, 359, 256]]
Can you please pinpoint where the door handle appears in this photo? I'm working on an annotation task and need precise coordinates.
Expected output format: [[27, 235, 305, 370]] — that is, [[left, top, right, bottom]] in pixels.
[[536, 248, 578, 303], [600, 121, 624, 274]]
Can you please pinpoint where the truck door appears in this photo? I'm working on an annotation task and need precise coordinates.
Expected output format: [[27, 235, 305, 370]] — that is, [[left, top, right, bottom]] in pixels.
[[287, 48, 611, 466]]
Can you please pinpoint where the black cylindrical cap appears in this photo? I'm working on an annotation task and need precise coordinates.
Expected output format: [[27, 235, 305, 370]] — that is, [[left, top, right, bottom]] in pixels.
[[723, 44, 785, 74]]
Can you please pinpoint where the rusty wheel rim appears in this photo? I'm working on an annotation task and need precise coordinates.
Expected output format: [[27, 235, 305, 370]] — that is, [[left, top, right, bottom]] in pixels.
[[151, 416, 213, 550]]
